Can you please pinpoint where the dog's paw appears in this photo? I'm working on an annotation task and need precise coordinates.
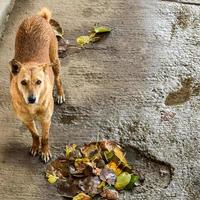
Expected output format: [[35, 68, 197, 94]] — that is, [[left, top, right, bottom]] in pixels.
[[30, 146, 39, 157], [57, 94, 65, 104], [41, 150, 52, 163]]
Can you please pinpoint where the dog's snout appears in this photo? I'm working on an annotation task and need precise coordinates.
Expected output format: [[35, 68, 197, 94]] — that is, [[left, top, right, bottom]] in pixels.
[[28, 95, 36, 104]]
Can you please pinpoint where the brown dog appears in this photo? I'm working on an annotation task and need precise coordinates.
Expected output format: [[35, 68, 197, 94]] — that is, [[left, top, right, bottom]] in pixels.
[[9, 8, 65, 162]]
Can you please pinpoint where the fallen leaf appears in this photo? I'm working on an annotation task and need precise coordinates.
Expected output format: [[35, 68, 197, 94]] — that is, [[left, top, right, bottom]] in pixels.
[[93, 167, 102, 176], [47, 174, 59, 184], [98, 181, 106, 189], [93, 26, 111, 33], [76, 25, 112, 47], [81, 143, 100, 159], [125, 175, 140, 190], [58, 178, 81, 198], [104, 151, 114, 162], [113, 146, 130, 168], [79, 176, 102, 195], [107, 161, 122, 176], [58, 37, 69, 58], [96, 159, 106, 168], [75, 158, 90, 167], [66, 144, 77, 159], [50, 19, 64, 38], [76, 36, 91, 46], [47, 158, 69, 178], [73, 192, 91, 200], [69, 165, 84, 177], [99, 168, 116, 185], [100, 188, 119, 200], [114, 172, 131, 190], [100, 141, 115, 151]]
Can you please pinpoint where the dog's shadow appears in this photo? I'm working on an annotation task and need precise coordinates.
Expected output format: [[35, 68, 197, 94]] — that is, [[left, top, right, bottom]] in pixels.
[[1, 141, 45, 169]]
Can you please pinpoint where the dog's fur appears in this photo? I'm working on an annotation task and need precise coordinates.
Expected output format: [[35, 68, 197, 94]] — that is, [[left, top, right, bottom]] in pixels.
[[9, 8, 65, 162]]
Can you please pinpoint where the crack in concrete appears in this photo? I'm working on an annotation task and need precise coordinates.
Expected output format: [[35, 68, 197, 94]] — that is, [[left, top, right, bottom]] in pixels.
[[161, 0, 200, 6]]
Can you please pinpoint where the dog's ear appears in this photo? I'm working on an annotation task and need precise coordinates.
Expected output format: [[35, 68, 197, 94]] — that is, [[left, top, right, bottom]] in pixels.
[[9, 59, 22, 75]]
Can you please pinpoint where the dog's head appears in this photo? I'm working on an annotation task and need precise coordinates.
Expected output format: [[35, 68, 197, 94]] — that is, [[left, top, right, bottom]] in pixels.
[[9, 59, 49, 104]]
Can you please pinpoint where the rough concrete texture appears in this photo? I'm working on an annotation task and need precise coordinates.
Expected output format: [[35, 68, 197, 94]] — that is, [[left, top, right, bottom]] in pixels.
[[0, 0, 15, 38], [0, 0, 200, 199]]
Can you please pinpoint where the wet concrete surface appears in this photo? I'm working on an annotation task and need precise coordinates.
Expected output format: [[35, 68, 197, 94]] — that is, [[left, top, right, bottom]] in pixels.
[[0, 0, 200, 199]]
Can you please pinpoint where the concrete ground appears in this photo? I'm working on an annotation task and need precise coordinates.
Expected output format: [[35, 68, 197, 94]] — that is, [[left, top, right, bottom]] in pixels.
[[0, 0, 15, 38], [0, 0, 200, 199]]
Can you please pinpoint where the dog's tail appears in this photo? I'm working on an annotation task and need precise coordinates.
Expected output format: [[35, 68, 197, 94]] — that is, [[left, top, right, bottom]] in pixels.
[[38, 7, 51, 22]]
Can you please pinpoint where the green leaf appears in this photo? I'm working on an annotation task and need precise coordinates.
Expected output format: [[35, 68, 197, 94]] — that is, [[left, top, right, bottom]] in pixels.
[[125, 175, 140, 190], [114, 172, 131, 190], [104, 151, 114, 162]]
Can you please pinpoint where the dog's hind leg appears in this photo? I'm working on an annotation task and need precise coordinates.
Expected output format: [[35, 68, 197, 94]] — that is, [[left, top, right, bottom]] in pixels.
[[49, 36, 65, 104], [24, 121, 40, 156]]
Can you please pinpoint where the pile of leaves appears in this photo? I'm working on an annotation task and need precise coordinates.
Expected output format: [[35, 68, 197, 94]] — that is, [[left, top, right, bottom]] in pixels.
[[50, 19, 112, 58], [46, 141, 143, 200]]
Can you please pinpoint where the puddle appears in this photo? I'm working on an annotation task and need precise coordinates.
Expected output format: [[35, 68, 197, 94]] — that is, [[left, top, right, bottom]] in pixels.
[[165, 78, 192, 106], [124, 145, 174, 193]]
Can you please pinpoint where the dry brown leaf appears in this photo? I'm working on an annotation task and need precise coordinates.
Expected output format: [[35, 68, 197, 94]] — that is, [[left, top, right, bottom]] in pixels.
[[79, 176, 102, 195], [100, 188, 119, 200], [99, 167, 116, 185]]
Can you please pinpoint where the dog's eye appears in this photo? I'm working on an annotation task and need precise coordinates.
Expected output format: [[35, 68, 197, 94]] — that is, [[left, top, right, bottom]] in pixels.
[[21, 80, 27, 86], [36, 80, 42, 85]]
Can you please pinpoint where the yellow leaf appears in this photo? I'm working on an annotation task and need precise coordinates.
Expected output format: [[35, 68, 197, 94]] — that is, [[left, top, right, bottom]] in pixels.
[[47, 174, 59, 184], [75, 158, 90, 164], [73, 192, 91, 200], [76, 36, 90, 46], [66, 144, 77, 159], [113, 146, 128, 166], [107, 161, 122, 176], [97, 181, 106, 189]]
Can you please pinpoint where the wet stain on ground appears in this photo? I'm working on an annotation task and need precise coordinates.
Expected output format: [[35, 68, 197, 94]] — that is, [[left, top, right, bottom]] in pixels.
[[192, 83, 200, 96], [171, 7, 190, 38], [53, 105, 90, 125], [165, 78, 192, 106], [102, 120, 174, 191], [124, 145, 174, 192]]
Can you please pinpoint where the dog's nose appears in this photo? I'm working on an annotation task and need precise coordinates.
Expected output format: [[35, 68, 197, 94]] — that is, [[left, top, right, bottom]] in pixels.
[[28, 95, 36, 104]]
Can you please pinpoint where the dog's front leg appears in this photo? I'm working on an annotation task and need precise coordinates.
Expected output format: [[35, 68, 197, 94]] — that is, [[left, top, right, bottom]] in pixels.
[[24, 121, 40, 156], [41, 120, 52, 163]]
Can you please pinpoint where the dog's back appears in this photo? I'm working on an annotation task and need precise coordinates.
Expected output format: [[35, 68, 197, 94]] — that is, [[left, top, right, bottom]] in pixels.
[[14, 8, 54, 64]]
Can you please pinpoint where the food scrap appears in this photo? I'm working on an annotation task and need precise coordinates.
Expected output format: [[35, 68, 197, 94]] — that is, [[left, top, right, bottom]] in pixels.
[[45, 141, 143, 199]]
